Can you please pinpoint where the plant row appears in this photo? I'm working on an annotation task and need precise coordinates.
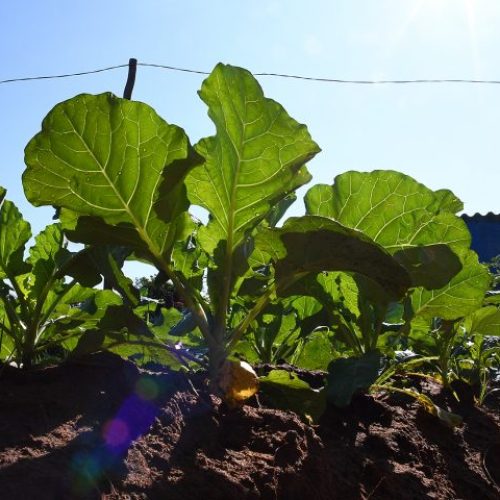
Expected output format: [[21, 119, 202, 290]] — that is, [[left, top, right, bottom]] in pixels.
[[0, 64, 498, 424]]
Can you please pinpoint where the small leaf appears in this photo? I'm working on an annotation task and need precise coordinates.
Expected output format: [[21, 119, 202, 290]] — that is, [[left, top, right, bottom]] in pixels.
[[216, 359, 259, 405], [294, 330, 336, 371], [326, 351, 382, 407], [260, 369, 326, 423], [0, 200, 31, 279]]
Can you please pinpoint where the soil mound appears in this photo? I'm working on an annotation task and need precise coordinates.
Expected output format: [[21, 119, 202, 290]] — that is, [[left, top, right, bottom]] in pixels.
[[0, 353, 498, 499]]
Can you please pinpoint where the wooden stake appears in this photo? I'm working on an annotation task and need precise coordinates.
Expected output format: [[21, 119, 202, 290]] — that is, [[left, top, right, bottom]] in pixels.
[[123, 58, 137, 100]]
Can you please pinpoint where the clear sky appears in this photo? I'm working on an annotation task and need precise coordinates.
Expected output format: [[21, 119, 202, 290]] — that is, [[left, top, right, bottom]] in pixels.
[[1, 0, 499, 276]]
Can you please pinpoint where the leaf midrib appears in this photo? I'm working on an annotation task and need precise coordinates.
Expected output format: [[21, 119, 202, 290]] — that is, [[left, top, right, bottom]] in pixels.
[[63, 107, 168, 260]]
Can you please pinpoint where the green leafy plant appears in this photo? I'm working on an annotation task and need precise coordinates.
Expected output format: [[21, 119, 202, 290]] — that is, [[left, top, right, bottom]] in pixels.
[[406, 304, 500, 403], [0, 189, 118, 368], [285, 170, 490, 411], [21, 62, 489, 423], [0, 186, 192, 370], [22, 64, 419, 399]]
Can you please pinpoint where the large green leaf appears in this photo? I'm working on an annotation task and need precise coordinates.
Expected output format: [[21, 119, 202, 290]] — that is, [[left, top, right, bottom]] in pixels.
[[305, 170, 469, 288], [186, 64, 320, 318], [466, 306, 500, 336], [305, 170, 469, 251], [23, 92, 201, 267], [0, 200, 31, 279], [411, 251, 491, 320], [255, 216, 411, 299], [187, 64, 320, 256]]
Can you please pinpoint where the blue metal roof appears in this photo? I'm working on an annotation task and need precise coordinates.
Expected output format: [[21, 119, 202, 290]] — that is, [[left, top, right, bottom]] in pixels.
[[462, 213, 500, 263]]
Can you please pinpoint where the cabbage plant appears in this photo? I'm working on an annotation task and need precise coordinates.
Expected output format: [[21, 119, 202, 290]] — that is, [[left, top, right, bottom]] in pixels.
[[23, 64, 476, 406], [23, 64, 458, 400]]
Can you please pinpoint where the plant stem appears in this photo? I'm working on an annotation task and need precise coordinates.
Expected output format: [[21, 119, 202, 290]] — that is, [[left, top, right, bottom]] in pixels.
[[165, 265, 213, 342], [6, 273, 32, 319], [227, 284, 276, 351], [438, 320, 456, 388], [38, 280, 77, 334]]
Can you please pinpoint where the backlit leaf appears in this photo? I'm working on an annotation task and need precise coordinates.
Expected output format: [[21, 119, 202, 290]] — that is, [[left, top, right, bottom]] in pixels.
[[0, 200, 31, 279], [23, 92, 201, 267], [305, 170, 470, 288], [255, 216, 411, 299], [411, 251, 490, 320]]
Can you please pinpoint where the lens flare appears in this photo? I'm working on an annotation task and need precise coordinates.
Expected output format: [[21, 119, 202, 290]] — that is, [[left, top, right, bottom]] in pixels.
[[103, 418, 131, 447], [135, 377, 160, 401]]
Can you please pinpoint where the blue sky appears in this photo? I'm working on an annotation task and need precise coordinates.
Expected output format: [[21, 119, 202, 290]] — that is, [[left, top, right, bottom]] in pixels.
[[1, 0, 499, 276]]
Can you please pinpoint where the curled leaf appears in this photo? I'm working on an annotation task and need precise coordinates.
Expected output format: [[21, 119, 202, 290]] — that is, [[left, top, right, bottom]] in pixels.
[[217, 359, 259, 406], [413, 391, 463, 428]]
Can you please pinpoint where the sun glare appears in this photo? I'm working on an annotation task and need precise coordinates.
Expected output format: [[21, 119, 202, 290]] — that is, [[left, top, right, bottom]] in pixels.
[[418, 0, 477, 18], [394, 0, 481, 76]]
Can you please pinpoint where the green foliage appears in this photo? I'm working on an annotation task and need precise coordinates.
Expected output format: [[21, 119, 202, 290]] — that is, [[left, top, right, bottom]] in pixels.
[[326, 351, 382, 407], [0, 195, 129, 368], [23, 63, 419, 392], [254, 216, 411, 299], [24, 92, 200, 267], [18, 61, 495, 424], [305, 170, 489, 310], [405, 302, 500, 402]]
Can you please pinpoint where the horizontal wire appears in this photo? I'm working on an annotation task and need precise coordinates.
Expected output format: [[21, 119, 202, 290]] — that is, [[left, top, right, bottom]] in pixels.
[[2, 61, 500, 86], [0, 63, 129, 85], [138, 62, 209, 76]]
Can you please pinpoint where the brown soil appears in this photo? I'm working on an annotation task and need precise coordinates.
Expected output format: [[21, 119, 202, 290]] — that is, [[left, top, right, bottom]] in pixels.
[[0, 352, 498, 500]]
